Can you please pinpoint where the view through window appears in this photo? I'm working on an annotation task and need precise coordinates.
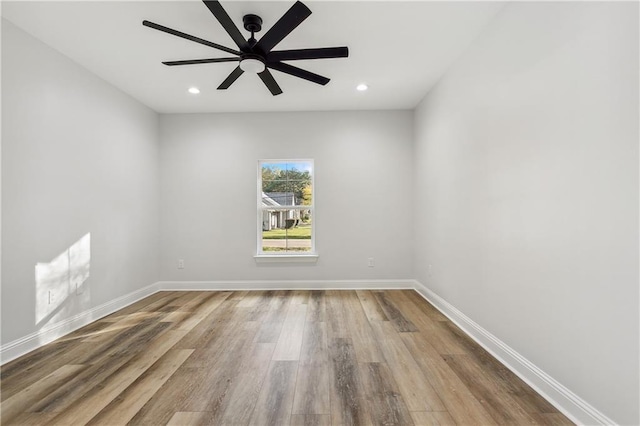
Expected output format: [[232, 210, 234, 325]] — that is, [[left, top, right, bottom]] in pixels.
[[258, 160, 314, 254]]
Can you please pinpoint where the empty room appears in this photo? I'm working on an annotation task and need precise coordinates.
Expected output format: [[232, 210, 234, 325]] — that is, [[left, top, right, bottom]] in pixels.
[[1, 1, 638, 425]]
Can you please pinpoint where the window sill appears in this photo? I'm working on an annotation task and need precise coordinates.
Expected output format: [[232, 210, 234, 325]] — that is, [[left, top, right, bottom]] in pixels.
[[254, 254, 319, 264]]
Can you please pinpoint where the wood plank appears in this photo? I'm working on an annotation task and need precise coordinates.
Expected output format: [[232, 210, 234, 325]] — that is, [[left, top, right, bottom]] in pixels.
[[176, 296, 243, 354], [290, 290, 311, 305], [248, 360, 298, 425], [382, 291, 468, 355], [400, 332, 497, 425], [76, 316, 165, 365], [290, 414, 332, 426], [293, 322, 330, 416], [182, 322, 260, 413], [372, 291, 418, 332], [218, 343, 276, 425], [410, 411, 457, 425], [369, 321, 445, 412], [0, 319, 114, 399], [443, 354, 541, 425], [400, 290, 449, 322], [81, 311, 163, 343], [129, 322, 259, 425], [355, 290, 389, 322], [343, 291, 384, 363], [299, 322, 329, 365], [441, 321, 560, 414], [160, 310, 192, 323], [0, 364, 86, 423], [359, 362, 414, 425], [171, 292, 234, 339], [30, 322, 172, 413], [2, 411, 58, 425], [306, 290, 326, 322], [139, 292, 184, 313], [325, 290, 349, 338], [0, 338, 95, 401], [328, 337, 372, 425], [48, 329, 189, 425], [166, 411, 209, 425], [127, 366, 204, 425], [85, 348, 193, 425], [237, 290, 263, 307], [97, 291, 174, 321], [255, 320, 285, 343], [272, 303, 308, 360], [162, 291, 202, 310], [178, 291, 230, 313], [245, 290, 274, 321], [261, 291, 291, 323], [292, 363, 330, 415], [228, 290, 249, 301]]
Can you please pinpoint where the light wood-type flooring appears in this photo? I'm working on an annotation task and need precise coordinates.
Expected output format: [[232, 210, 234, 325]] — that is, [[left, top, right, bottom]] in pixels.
[[1, 290, 574, 425]]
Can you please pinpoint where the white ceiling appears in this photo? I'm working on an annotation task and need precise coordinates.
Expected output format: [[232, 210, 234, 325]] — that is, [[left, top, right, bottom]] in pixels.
[[2, 1, 505, 113]]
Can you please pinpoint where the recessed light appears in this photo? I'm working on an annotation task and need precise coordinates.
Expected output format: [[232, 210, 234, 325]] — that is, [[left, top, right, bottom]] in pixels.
[[356, 83, 368, 91], [188, 87, 200, 94]]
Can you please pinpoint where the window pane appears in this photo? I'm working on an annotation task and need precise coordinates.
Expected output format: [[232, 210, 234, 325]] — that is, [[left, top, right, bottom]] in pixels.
[[261, 161, 312, 207], [261, 209, 312, 253], [262, 188, 296, 206]]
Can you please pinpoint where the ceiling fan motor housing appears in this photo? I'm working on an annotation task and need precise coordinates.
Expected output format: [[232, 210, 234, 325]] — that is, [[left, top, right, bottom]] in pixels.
[[243, 14, 262, 33]]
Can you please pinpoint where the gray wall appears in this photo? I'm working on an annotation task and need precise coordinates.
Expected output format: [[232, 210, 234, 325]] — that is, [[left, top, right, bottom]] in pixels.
[[413, 2, 639, 424], [159, 111, 414, 281], [1, 20, 160, 344]]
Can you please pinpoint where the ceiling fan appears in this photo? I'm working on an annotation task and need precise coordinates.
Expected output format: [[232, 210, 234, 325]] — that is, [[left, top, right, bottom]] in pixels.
[[143, 0, 349, 96]]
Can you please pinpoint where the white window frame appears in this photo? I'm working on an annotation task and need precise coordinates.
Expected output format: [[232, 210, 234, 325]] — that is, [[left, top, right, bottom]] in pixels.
[[255, 159, 317, 261]]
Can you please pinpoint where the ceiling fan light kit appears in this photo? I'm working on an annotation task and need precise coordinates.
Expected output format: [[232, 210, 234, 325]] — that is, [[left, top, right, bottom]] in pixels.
[[143, 0, 349, 96], [239, 57, 265, 74]]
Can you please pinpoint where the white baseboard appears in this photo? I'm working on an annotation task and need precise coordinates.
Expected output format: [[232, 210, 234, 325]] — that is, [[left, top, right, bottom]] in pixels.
[[158, 279, 415, 291], [412, 279, 616, 426], [0, 282, 160, 365]]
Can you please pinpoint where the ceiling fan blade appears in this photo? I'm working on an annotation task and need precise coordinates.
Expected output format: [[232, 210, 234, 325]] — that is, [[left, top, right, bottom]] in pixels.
[[267, 61, 330, 86], [258, 69, 283, 96], [202, 1, 250, 51], [255, 1, 311, 54], [217, 66, 244, 90], [267, 47, 349, 62], [163, 57, 240, 66], [143, 20, 241, 56]]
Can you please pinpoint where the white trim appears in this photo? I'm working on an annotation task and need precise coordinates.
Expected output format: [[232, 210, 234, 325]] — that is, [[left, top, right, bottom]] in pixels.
[[412, 279, 617, 426], [0, 282, 160, 365], [254, 254, 319, 263], [158, 279, 414, 291]]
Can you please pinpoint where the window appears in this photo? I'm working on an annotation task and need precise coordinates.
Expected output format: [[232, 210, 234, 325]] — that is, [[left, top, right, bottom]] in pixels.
[[258, 160, 314, 256]]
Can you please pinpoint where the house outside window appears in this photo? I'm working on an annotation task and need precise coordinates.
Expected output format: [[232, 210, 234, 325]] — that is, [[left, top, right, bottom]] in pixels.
[[258, 160, 314, 255]]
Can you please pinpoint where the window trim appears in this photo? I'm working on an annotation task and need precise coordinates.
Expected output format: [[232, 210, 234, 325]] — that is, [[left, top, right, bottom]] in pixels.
[[256, 159, 316, 258]]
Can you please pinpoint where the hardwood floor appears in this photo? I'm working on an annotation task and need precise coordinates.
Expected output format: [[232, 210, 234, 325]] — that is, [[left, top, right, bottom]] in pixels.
[[0, 290, 573, 425]]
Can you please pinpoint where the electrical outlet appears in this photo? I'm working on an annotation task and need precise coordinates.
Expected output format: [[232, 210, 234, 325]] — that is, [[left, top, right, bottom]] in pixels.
[[178, 259, 185, 269], [48, 290, 53, 305], [367, 257, 375, 267]]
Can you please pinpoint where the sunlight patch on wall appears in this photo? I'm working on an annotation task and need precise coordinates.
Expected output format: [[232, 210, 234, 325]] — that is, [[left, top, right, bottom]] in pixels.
[[35, 233, 91, 326]]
